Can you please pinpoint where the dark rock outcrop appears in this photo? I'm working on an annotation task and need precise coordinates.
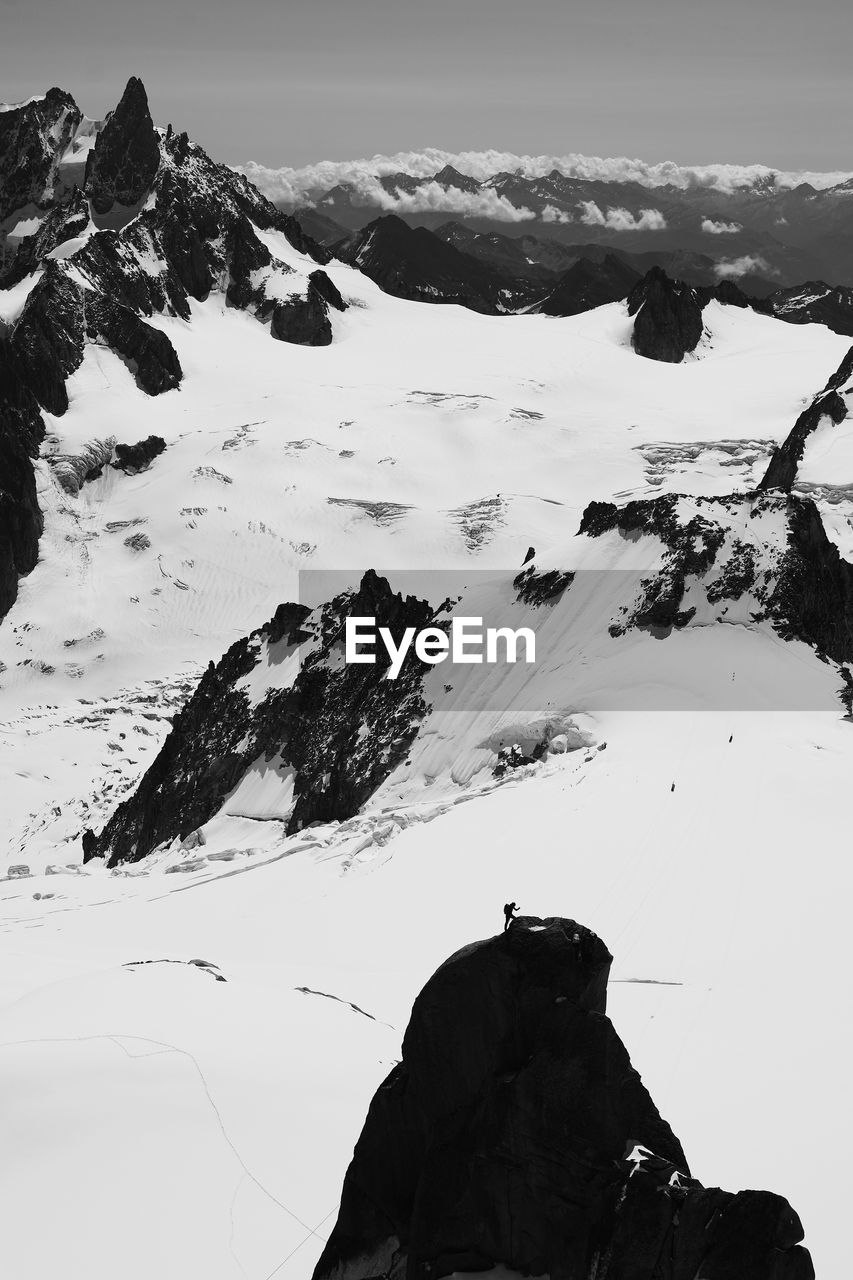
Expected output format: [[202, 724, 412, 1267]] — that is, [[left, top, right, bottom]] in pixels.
[[0, 336, 44, 619], [578, 489, 853, 662], [2, 186, 90, 284], [0, 87, 81, 224], [539, 253, 641, 316], [86, 296, 182, 395], [309, 268, 346, 312], [94, 571, 438, 863], [627, 267, 705, 363], [271, 290, 333, 346], [224, 214, 275, 310], [313, 918, 812, 1280], [9, 263, 86, 414], [270, 270, 346, 345], [112, 435, 166, 473], [84, 76, 161, 215], [759, 344, 852, 491]]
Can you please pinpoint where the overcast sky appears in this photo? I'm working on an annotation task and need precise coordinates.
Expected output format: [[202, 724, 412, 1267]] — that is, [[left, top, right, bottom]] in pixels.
[[2, 0, 852, 171]]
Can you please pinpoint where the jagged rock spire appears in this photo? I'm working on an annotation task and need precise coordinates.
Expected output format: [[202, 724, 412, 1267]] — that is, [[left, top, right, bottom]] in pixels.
[[84, 75, 161, 214]]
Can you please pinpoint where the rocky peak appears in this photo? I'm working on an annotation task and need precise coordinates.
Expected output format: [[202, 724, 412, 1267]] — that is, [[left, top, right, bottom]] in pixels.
[[313, 917, 813, 1280], [336, 214, 514, 313], [627, 265, 705, 362], [0, 86, 81, 223], [538, 252, 641, 316], [84, 75, 161, 214], [432, 164, 481, 192]]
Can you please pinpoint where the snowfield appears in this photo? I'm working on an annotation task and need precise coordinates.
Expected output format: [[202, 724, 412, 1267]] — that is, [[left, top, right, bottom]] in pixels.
[[2, 228, 852, 1278]]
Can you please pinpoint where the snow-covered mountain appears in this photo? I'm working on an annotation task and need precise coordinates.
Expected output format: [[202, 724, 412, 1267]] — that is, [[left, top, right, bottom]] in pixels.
[[1, 77, 852, 1280]]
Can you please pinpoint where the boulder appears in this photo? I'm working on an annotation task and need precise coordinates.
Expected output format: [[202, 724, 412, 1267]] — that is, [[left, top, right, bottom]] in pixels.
[[271, 288, 333, 346], [112, 435, 167, 474]]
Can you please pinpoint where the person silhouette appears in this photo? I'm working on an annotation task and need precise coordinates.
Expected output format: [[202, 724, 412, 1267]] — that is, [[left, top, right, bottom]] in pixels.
[[503, 901, 519, 931]]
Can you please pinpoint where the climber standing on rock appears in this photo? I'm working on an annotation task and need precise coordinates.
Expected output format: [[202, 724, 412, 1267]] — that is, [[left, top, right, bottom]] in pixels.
[[503, 901, 519, 931]]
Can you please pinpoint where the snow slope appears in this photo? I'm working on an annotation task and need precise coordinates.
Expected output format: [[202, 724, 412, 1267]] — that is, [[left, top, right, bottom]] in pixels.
[[1, 707, 849, 1280], [1, 219, 852, 1278], [1, 229, 849, 861]]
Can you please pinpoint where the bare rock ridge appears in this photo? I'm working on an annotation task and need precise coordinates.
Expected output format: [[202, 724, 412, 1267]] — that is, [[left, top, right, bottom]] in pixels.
[[92, 571, 437, 864], [312, 917, 813, 1280], [759, 344, 853, 491]]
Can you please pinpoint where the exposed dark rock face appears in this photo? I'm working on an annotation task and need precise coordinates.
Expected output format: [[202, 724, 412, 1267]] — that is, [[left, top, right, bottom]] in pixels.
[[9, 263, 86, 414], [86, 296, 182, 395], [759, 344, 852, 491], [94, 571, 438, 863], [309, 268, 346, 312], [538, 253, 641, 316], [768, 280, 853, 337], [768, 496, 853, 663], [0, 87, 81, 224], [313, 918, 812, 1280], [2, 186, 90, 284], [84, 76, 161, 215], [224, 214, 276, 310], [271, 290, 333, 346], [92, 603, 311, 863], [514, 565, 575, 604], [0, 336, 45, 619], [335, 215, 514, 313], [628, 267, 705, 363], [112, 435, 166, 474], [578, 490, 853, 663], [269, 270, 347, 345]]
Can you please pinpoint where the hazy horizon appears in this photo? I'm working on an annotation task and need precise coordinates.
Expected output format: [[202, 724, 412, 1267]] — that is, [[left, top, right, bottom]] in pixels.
[[2, 0, 852, 173]]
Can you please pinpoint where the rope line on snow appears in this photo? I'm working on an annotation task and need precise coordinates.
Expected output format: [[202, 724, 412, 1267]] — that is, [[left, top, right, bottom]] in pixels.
[[0, 1033, 329, 1248]]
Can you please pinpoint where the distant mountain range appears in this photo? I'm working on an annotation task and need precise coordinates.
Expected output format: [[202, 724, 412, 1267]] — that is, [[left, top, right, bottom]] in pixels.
[[245, 150, 853, 290]]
